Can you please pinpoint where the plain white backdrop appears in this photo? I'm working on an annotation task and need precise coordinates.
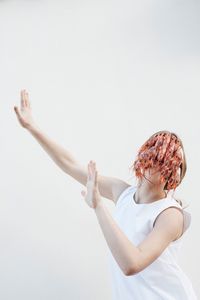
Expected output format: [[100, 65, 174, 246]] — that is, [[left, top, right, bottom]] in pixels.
[[0, 0, 200, 299]]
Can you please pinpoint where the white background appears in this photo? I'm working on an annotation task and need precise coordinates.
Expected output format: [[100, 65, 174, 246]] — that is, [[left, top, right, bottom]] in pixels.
[[0, 0, 200, 299]]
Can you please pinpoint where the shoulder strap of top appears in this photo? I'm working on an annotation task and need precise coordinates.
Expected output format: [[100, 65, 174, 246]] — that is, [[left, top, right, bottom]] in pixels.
[[115, 185, 136, 207], [182, 210, 191, 234]]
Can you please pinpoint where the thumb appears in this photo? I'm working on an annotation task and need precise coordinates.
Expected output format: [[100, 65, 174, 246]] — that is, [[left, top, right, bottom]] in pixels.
[[14, 106, 21, 119], [81, 190, 86, 197]]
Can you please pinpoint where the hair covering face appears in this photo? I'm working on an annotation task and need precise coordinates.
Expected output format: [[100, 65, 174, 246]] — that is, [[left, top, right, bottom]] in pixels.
[[131, 132, 184, 192]]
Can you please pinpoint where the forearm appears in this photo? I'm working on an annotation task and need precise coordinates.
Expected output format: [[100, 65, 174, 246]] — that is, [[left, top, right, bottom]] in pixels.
[[14, 90, 81, 178], [94, 202, 140, 276], [27, 124, 77, 172]]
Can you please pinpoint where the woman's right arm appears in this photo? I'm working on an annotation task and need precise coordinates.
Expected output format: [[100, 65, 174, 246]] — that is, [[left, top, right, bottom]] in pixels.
[[14, 90, 131, 202]]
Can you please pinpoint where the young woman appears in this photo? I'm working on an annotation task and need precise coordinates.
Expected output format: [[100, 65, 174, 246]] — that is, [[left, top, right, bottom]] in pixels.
[[14, 90, 197, 299]]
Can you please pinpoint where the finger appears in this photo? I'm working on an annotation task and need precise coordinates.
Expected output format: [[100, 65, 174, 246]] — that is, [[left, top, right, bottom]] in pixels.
[[20, 90, 23, 107], [95, 170, 98, 187], [24, 90, 28, 106], [20, 90, 26, 108], [93, 161, 96, 172], [91, 161, 96, 182], [90, 161, 95, 181], [88, 162, 92, 181], [89, 162, 93, 180], [87, 163, 90, 180]]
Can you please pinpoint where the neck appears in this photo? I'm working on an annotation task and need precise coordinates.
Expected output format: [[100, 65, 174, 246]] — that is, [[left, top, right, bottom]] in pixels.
[[135, 180, 167, 204]]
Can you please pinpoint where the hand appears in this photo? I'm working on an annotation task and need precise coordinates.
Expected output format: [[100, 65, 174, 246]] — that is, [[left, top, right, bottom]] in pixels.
[[14, 89, 35, 129], [81, 160, 102, 209]]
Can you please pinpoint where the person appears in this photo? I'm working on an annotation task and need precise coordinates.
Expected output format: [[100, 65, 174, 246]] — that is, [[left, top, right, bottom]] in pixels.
[[14, 89, 198, 300]]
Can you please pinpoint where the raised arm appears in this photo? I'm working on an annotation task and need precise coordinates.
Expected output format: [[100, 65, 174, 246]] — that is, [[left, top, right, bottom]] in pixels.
[[14, 89, 130, 202]]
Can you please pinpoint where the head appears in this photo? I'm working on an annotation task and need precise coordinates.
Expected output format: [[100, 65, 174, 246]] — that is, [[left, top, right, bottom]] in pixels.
[[129, 130, 187, 196]]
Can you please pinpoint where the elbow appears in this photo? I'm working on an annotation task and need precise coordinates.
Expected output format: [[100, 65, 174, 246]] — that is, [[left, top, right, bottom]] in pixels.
[[124, 250, 143, 276], [124, 264, 140, 276]]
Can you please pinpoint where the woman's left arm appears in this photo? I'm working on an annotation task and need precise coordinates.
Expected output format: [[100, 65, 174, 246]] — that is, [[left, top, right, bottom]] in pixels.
[[94, 203, 183, 276], [81, 160, 183, 276]]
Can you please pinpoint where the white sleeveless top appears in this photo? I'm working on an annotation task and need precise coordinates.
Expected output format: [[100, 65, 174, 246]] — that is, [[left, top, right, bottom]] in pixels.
[[107, 185, 197, 300]]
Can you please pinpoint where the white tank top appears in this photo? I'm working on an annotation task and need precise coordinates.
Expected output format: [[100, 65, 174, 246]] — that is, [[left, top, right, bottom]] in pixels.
[[107, 185, 197, 300]]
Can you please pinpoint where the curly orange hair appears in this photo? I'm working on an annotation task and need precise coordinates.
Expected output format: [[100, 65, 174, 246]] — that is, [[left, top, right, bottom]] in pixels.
[[129, 131, 187, 195]]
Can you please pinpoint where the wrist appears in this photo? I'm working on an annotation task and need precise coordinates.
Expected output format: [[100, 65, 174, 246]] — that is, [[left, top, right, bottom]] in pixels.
[[26, 123, 39, 133], [94, 201, 104, 212]]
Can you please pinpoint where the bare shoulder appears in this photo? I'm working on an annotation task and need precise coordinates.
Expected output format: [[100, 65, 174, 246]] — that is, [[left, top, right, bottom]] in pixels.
[[95, 173, 131, 203], [154, 207, 184, 241], [112, 180, 132, 204]]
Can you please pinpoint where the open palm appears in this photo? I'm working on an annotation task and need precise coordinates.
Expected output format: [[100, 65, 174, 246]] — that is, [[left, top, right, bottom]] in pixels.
[[14, 89, 35, 129], [81, 160, 101, 209]]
